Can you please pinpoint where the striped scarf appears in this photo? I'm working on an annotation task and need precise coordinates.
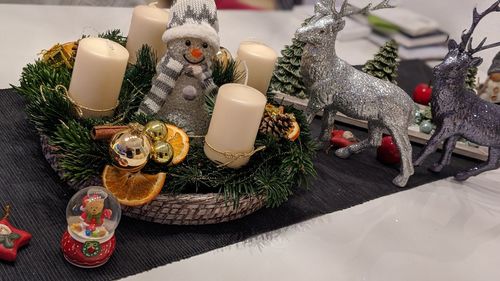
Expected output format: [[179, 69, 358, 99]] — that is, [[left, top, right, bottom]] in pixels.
[[138, 56, 218, 116]]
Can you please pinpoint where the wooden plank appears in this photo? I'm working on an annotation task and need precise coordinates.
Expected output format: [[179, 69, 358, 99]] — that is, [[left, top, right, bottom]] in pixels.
[[274, 92, 489, 161]]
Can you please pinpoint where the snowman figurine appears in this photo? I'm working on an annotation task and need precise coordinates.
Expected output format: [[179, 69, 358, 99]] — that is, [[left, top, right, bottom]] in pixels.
[[478, 51, 500, 104], [138, 0, 220, 136]]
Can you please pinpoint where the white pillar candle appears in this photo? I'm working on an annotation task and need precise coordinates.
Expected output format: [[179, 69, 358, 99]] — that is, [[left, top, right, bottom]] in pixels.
[[69, 38, 129, 118], [204, 84, 267, 169], [236, 41, 278, 94], [126, 5, 169, 63]]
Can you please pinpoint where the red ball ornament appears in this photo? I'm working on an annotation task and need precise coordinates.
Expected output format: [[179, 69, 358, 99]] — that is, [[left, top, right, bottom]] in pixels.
[[377, 136, 401, 165], [413, 83, 433, 105], [0, 206, 32, 262]]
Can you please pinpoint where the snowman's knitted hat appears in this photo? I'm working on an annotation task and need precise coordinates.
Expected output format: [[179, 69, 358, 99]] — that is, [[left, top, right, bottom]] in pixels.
[[162, 0, 220, 50], [488, 51, 500, 75]]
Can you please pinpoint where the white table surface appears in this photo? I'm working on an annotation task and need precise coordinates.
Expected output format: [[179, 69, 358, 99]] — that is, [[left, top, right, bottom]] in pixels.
[[1, 2, 499, 281]]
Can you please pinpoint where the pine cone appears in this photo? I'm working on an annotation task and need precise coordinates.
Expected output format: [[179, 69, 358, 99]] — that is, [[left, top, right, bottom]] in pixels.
[[259, 106, 294, 138]]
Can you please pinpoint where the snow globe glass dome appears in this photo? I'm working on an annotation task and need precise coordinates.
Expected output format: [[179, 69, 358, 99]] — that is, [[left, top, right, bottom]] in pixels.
[[66, 186, 121, 242]]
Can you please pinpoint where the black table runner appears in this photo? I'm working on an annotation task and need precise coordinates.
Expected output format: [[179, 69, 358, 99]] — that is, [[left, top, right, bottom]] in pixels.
[[0, 61, 480, 281]]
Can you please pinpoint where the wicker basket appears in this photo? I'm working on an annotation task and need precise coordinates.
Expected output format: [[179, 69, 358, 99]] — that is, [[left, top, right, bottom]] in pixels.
[[40, 135, 266, 225]]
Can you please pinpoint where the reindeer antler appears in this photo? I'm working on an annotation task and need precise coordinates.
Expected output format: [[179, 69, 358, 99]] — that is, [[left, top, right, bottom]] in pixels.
[[331, 0, 394, 19], [459, 0, 500, 54], [315, 0, 333, 16]]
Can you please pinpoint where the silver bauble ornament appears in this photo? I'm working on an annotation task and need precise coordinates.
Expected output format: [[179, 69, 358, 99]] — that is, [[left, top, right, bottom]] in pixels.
[[151, 141, 174, 165], [414, 109, 423, 124], [144, 120, 168, 142], [419, 120, 433, 134], [109, 123, 151, 172]]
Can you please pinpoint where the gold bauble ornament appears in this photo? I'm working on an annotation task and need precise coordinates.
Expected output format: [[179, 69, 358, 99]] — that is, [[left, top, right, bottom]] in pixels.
[[109, 123, 151, 172], [144, 120, 168, 142], [151, 141, 174, 165], [215, 46, 233, 67]]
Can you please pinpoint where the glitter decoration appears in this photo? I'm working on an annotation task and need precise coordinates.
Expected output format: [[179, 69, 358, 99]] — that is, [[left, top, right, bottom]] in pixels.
[[297, 0, 415, 187], [414, 1, 500, 181]]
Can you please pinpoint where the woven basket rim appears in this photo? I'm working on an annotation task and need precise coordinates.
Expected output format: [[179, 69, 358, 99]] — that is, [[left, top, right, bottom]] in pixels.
[[39, 134, 266, 225]]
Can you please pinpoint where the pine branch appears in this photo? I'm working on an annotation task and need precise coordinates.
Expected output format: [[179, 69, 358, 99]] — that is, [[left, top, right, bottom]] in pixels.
[[98, 29, 127, 47], [116, 45, 158, 122], [13, 61, 73, 136], [50, 120, 108, 183], [211, 58, 244, 87]]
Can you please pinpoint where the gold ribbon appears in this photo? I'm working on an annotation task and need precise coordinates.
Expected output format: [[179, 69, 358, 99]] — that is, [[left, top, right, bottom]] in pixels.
[[204, 141, 266, 168], [39, 85, 119, 117]]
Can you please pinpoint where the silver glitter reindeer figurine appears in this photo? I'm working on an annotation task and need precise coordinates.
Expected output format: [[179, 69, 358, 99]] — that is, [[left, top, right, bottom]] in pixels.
[[296, 0, 415, 187], [414, 1, 500, 180]]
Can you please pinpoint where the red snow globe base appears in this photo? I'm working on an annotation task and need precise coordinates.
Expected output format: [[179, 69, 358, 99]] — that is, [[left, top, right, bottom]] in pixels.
[[61, 230, 116, 268], [61, 186, 121, 268]]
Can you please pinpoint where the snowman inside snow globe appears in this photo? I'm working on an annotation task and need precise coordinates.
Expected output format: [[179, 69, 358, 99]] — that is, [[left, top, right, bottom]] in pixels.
[[61, 186, 121, 268]]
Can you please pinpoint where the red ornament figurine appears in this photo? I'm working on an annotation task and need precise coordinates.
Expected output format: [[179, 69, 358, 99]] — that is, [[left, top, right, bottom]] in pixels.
[[0, 205, 32, 262], [330, 130, 359, 148], [61, 186, 121, 268]]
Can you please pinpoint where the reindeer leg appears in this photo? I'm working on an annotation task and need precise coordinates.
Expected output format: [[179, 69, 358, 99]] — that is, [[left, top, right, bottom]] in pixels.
[[335, 121, 382, 159], [429, 135, 460, 173], [305, 103, 322, 125], [335, 139, 370, 159], [455, 147, 500, 181], [388, 126, 414, 188], [414, 123, 454, 167], [319, 106, 337, 142]]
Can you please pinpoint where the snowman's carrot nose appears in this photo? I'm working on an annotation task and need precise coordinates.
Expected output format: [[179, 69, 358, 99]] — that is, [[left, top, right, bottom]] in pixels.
[[191, 48, 203, 59]]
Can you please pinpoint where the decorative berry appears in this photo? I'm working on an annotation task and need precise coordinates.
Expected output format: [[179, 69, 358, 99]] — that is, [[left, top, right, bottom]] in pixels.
[[377, 136, 401, 165], [413, 83, 432, 105]]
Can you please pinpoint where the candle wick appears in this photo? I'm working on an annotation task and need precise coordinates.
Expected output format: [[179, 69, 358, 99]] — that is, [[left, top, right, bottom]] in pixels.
[[106, 40, 115, 51]]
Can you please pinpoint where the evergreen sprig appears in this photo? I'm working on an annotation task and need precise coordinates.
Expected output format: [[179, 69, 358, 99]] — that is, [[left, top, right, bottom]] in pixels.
[[116, 45, 158, 122], [12, 61, 73, 136], [96, 29, 128, 47], [13, 30, 317, 207], [51, 120, 108, 183]]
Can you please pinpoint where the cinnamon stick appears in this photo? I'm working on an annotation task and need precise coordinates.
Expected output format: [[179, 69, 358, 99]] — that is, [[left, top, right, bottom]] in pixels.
[[92, 125, 128, 141]]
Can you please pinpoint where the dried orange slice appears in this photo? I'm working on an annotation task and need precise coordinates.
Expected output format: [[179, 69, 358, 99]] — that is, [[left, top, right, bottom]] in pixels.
[[102, 165, 166, 206], [165, 124, 189, 165], [287, 121, 300, 141]]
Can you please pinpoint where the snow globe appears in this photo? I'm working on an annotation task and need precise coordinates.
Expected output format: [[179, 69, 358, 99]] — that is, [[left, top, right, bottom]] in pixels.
[[61, 186, 121, 268]]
